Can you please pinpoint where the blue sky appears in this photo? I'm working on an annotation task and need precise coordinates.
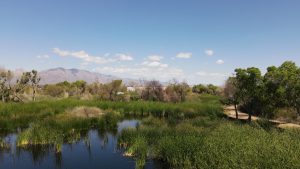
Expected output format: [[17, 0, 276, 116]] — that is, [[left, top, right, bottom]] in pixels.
[[1, 0, 300, 85]]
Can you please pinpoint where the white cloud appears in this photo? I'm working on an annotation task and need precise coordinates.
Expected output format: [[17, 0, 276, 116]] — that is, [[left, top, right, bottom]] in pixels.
[[147, 55, 163, 61], [36, 55, 50, 59], [176, 52, 192, 59], [94, 65, 184, 81], [141, 55, 168, 68], [53, 48, 133, 64], [205, 49, 214, 56], [142, 61, 168, 68], [146, 61, 161, 67], [216, 59, 224, 64], [116, 53, 133, 61]]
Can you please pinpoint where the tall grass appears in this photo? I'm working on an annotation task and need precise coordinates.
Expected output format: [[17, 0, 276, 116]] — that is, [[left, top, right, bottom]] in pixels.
[[16, 109, 122, 152], [0, 137, 10, 150], [119, 117, 300, 169], [0, 95, 222, 131]]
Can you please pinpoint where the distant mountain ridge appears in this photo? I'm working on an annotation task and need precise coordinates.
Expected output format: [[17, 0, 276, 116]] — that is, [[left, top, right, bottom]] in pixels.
[[38, 68, 139, 85]]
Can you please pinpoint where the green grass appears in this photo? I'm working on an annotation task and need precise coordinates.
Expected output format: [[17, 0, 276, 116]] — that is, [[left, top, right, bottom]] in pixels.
[[119, 116, 300, 169], [16, 110, 122, 152], [0, 95, 222, 131]]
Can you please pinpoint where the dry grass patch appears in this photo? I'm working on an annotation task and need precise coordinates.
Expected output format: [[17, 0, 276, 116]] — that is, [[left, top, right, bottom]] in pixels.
[[68, 106, 104, 118]]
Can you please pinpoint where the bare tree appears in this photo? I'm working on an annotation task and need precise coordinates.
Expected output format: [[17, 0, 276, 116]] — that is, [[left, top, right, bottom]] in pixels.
[[224, 77, 239, 119], [141, 80, 164, 101]]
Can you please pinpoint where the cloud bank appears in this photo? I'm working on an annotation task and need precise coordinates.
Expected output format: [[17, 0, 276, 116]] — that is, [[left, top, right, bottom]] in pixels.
[[53, 48, 133, 65]]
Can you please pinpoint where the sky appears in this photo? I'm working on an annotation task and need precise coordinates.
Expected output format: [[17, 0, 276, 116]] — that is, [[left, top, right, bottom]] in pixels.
[[0, 0, 300, 85]]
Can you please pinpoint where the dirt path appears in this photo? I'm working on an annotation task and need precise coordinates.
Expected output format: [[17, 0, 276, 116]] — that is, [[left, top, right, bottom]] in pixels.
[[224, 106, 300, 129]]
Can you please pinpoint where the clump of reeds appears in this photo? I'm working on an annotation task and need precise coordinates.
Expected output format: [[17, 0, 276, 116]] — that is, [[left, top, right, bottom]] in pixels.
[[0, 138, 10, 150]]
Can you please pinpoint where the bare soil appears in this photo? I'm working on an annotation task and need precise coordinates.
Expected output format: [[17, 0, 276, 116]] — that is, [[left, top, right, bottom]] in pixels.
[[224, 106, 300, 129]]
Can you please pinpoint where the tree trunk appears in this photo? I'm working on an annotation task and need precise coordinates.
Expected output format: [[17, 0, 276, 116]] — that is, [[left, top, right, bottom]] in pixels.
[[248, 112, 252, 122], [32, 88, 36, 101], [297, 107, 300, 116], [2, 95, 5, 103], [234, 103, 238, 119]]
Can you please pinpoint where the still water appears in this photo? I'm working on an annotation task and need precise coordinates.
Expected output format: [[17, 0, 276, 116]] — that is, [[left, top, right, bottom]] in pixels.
[[0, 120, 165, 169]]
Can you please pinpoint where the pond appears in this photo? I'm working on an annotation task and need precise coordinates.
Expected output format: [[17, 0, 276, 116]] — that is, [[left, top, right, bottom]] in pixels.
[[0, 120, 165, 169]]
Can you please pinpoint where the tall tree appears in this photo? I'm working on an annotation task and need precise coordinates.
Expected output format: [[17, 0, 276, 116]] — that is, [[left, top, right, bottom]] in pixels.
[[235, 67, 263, 121], [264, 61, 300, 116]]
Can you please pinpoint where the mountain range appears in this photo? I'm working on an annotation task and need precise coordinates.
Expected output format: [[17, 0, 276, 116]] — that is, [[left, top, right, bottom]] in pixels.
[[38, 68, 141, 85]]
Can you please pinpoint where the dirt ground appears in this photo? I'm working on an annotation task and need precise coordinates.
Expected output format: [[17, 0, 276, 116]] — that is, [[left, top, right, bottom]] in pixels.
[[224, 106, 300, 129]]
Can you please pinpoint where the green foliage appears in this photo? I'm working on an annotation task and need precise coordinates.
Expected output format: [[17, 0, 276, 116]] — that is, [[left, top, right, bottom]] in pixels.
[[230, 61, 300, 120], [0, 69, 41, 102], [165, 80, 190, 102], [198, 123, 300, 169], [234, 67, 263, 121], [101, 80, 126, 101], [192, 84, 219, 95], [0, 95, 222, 130], [44, 84, 65, 97], [0, 69, 13, 102]]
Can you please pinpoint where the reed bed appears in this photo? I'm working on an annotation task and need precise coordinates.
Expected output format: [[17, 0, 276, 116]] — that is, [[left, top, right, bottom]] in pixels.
[[0, 95, 222, 131], [119, 117, 300, 169]]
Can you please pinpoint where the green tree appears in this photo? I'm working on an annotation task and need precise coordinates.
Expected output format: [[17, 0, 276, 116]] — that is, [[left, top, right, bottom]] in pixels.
[[0, 69, 13, 102], [166, 80, 190, 102], [235, 67, 263, 121], [207, 84, 218, 95], [278, 62, 299, 114], [192, 84, 208, 94], [44, 84, 65, 97], [264, 61, 300, 116], [192, 84, 219, 95], [103, 80, 126, 101], [72, 80, 87, 96]]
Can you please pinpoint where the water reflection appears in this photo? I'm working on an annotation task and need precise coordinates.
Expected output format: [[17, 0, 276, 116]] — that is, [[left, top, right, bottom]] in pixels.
[[0, 120, 166, 169]]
